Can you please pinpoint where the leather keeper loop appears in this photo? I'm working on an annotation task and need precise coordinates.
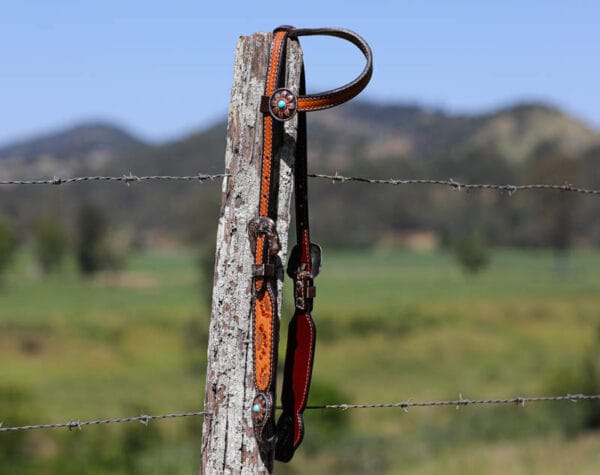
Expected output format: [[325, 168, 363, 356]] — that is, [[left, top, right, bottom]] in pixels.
[[260, 95, 270, 114], [252, 263, 275, 277], [295, 284, 316, 299], [294, 275, 316, 310], [305, 287, 316, 299]]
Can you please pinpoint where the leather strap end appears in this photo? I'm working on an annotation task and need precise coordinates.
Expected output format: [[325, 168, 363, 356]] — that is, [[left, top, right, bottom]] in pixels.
[[260, 95, 270, 114], [275, 312, 316, 462]]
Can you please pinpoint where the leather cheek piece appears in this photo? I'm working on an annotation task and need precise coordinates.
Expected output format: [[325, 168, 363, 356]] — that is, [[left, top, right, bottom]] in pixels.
[[251, 29, 290, 456]]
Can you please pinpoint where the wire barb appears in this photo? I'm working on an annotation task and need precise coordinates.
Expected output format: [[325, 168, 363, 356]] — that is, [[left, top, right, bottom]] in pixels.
[[68, 420, 82, 431], [139, 412, 150, 427]]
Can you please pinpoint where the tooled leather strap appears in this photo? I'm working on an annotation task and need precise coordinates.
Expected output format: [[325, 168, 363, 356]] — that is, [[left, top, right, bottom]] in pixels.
[[248, 28, 289, 451], [249, 25, 372, 460]]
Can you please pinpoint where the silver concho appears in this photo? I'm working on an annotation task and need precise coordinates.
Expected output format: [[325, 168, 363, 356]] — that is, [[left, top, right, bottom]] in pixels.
[[269, 88, 297, 121], [251, 392, 273, 427]]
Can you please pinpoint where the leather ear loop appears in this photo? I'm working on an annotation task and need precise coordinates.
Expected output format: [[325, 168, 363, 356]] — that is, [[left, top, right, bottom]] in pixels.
[[263, 27, 373, 116], [289, 27, 373, 112]]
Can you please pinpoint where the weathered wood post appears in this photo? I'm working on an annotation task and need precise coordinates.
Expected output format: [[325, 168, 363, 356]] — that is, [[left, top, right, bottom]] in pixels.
[[201, 33, 302, 474]]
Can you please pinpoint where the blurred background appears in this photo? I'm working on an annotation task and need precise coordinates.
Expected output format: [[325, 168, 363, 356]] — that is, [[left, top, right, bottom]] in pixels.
[[1, 1, 599, 473]]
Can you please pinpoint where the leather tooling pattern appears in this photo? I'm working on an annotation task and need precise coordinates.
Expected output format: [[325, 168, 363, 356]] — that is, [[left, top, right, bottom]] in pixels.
[[254, 289, 274, 391]]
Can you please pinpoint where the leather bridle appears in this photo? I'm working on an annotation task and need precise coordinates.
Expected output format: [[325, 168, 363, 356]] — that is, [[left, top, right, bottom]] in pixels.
[[247, 25, 372, 463]]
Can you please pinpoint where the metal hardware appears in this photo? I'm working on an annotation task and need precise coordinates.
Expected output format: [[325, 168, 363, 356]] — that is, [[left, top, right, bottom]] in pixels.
[[248, 216, 281, 257], [251, 263, 275, 277], [286, 243, 322, 279], [292, 268, 316, 310], [251, 392, 273, 427], [268, 88, 297, 121]]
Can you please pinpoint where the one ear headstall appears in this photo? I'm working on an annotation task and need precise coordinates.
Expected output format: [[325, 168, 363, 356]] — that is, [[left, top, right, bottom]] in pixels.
[[248, 25, 372, 463]]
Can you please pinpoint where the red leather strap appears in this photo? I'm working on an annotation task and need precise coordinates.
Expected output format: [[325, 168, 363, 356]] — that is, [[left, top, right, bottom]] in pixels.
[[276, 310, 316, 462]]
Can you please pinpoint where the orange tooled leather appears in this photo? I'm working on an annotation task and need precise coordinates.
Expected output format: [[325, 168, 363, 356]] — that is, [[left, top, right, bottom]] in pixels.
[[255, 234, 265, 267], [254, 288, 274, 391], [253, 29, 288, 395], [297, 81, 367, 111], [258, 30, 286, 218]]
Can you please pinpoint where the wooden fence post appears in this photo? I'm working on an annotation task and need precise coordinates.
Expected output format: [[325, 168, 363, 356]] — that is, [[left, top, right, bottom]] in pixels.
[[200, 32, 302, 474]]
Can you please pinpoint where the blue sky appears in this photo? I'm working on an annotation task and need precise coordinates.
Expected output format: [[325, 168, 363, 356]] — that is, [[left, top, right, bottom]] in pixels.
[[1, 1, 599, 145]]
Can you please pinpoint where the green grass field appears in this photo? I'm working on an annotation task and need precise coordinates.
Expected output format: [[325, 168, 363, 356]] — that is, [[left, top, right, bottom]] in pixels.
[[1, 248, 599, 474]]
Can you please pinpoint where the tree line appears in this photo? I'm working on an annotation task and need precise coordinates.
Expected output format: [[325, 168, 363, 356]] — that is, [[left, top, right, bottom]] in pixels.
[[0, 203, 126, 280]]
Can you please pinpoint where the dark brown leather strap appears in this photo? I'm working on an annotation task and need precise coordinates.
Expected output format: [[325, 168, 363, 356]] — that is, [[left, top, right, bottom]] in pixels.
[[275, 64, 319, 462]]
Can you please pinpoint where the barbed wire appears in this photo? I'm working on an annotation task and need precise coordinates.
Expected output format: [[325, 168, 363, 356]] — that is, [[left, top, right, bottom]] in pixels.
[[1, 393, 598, 433], [0, 173, 228, 186], [0, 410, 210, 433], [306, 393, 600, 410], [1, 172, 600, 196], [308, 173, 600, 195]]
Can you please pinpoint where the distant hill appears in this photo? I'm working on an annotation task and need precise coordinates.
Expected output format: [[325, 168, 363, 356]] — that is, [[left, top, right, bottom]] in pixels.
[[0, 122, 147, 162], [2, 101, 600, 248], [1, 101, 597, 174], [308, 101, 599, 165], [0, 122, 149, 180]]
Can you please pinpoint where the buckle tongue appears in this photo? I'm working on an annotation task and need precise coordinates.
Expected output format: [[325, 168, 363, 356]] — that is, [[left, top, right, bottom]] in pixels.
[[294, 269, 316, 310], [286, 243, 321, 310]]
